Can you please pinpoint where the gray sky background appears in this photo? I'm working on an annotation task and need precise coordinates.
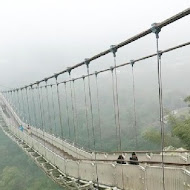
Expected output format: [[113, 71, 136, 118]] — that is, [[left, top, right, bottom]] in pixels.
[[0, 0, 190, 90]]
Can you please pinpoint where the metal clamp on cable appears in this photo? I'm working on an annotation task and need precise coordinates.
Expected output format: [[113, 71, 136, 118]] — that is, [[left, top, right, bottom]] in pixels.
[[110, 66, 114, 72], [54, 73, 59, 80], [84, 58, 90, 68], [158, 50, 162, 58], [130, 60, 135, 67], [82, 75, 85, 80], [44, 78, 48, 88], [110, 45, 117, 57], [95, 71, 99, 77], [151, 23, 161, 39], [67, 67, 72, 75], [44, 78, 48, 83]]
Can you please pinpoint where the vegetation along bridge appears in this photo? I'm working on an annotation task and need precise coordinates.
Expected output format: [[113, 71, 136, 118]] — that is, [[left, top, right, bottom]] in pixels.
[[1, 8, 190, 190]]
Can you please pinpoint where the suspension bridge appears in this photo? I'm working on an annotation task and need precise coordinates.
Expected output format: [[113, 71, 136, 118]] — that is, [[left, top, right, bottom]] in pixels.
[[0, 8, 190, 190]]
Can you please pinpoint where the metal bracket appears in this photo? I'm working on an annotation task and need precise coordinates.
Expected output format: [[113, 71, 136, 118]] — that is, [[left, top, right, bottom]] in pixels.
[[110, 45, 117, 57], [151, 23, 161, 38]]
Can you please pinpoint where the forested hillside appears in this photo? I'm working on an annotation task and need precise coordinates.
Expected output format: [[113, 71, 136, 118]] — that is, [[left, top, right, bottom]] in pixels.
[[0, 128, 63, 190]]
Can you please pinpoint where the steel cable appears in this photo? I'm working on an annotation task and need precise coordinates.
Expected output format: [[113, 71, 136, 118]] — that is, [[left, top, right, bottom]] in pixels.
[[131, 64, 138, 149], [68, 73, 77, 144], [95, 73, 102, 150], [64, 82, 71, 139], [111, 69, 119, 150], [50, 85, 57, 137], [113, 55, 122, 150], [82, 77, 91, 149], [55, 78, 64, 157], [156, 36, 165, 190], [86, 64, 99, 189], [37, 84, 46, 151], [25, 88, 31, 125]]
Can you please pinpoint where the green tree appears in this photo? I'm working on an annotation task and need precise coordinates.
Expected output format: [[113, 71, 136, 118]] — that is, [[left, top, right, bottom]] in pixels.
[[172, 118, 190, 149], [0, 167, 24, 190]]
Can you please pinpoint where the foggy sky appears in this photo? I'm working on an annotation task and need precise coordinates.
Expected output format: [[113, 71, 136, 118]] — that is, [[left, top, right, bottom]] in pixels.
[[0, 0, 190, 90]]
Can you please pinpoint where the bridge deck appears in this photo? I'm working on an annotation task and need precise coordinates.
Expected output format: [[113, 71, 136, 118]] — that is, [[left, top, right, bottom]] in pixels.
[[1, 94, 190, 190]]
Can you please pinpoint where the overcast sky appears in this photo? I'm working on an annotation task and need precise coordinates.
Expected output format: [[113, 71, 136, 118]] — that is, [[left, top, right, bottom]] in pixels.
[[0, 0, 190, 90]]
